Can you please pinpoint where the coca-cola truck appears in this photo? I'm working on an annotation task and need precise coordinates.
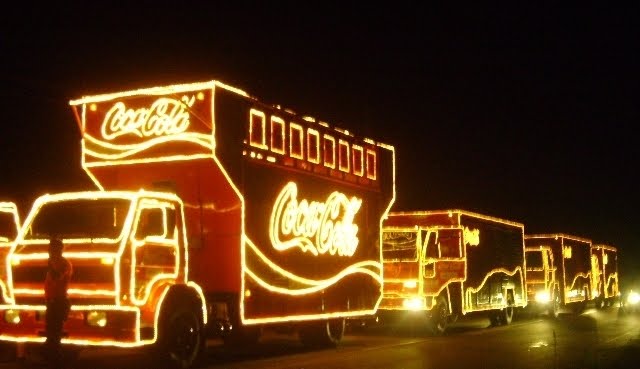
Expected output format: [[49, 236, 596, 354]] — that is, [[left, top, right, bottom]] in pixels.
[[0, 80, 395, 368], [0, 202, 20, 304], [379, 210, 526, 334], [590, 244, 619, 309], [524, 234, 593, 315]]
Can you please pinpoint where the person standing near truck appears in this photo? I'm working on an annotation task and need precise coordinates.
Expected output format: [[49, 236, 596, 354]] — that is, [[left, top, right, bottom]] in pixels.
[[44, 238, 72, 369]]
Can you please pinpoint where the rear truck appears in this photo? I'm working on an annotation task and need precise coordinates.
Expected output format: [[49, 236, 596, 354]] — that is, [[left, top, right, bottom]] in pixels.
[[524, 234, 593, 315], [590, 244, 619, 309], [378, 210, 526, 335], [0, 81, 395, 368]]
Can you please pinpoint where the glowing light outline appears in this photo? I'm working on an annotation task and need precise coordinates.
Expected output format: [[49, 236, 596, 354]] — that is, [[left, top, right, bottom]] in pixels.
[[307, 128, 321, 164], [249, 109, 268, 150], [323, 134, 336, 169], [289, 122, 304, 160], [338, 139, 350, 173], [270, 115, 286, 155], [352, 144, 364, 177]]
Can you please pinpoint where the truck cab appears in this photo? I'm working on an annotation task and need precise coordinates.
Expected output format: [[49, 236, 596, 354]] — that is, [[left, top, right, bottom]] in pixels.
[[524, 246, 558, 317], [0, 191, 207, 365]]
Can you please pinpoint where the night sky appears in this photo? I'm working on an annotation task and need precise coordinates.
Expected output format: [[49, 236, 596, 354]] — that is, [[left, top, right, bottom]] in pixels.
[[2, 4, 639, 281]]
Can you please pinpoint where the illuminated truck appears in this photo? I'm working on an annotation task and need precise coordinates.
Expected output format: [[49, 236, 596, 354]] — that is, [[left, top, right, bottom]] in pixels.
[[379, 210, 526, 334], [0, 81, 395, 368], [524, 234, 593, 315], [0, 202, 20, 304], [590, 244, 619, 309]]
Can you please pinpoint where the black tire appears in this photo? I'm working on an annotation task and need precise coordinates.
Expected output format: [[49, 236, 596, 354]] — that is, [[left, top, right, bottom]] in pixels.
[[298, 318, 345, 348], [154, 302, 206, 369], [489, 310, 502, 326], [548, 292, 560, 319], [428, 297, 449, 335], [502, 305, 514, 325]]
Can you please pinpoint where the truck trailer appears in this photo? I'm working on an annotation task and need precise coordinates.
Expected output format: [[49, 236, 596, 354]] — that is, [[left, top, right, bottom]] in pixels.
[[590, 244, 619, 309], [524, 234, 593, 316], [379, 210, 526, 334], [0, 80, 395, 368]]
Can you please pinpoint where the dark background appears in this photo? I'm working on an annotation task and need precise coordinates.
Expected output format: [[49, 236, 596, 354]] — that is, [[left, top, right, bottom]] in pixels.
[[1, 3, 638, 283]]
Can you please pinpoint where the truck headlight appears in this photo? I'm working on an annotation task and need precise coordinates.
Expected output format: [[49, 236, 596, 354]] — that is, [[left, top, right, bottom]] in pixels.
[[627, 291, 640, 305], [403, 280, 418, 289], [4, 310, 21, 324], [86, 311, 107, 327], [535, 291, 551, 303], [402, 297, 424, 311]]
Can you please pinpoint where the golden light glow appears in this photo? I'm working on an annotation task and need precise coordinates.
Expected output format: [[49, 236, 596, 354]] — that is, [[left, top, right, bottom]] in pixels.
[[463, 227, 480, 246]]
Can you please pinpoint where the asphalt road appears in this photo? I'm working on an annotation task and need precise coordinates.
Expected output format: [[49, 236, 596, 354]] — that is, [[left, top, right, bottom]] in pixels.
[[3, 306, 640, 369]]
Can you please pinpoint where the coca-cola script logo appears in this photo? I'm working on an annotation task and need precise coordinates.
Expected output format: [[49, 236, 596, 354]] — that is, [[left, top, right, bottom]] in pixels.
[[101, 95, 195, 140], [269, 182, 362, 257]]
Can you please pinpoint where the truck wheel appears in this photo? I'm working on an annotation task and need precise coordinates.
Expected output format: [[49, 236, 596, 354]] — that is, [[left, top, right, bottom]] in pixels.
[[428, 297, 449, 335], [155, 303, 205, 369], [502, 306, 514, 325], [501, 291, 515, 325], [595, 297, 605, 310], [548, 293, 560, 319], [298, 318, 345, 348]]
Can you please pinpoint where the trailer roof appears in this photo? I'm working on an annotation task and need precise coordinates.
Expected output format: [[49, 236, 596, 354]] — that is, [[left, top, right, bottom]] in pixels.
[[387, 209, 524, 228]]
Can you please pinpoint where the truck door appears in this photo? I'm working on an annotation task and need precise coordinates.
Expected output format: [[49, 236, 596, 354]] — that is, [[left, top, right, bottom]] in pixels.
[[421, 229, 465, 296], [131, 200, 180, 305]]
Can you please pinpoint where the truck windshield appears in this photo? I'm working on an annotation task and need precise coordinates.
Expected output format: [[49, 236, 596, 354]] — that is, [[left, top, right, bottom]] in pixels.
[[382, 231, 418, 260], [22, 198, 131, 240], [0, 211, 17, 242], [526, 251, 543, 268]]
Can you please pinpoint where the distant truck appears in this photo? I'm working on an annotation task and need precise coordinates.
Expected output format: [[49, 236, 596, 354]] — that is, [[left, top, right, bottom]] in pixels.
[[0, 202, 20, 304], [0, 81, 395, 368], [590, 244, 619, 309], [524, 234, 593, 316], [379, 210, 526, 334]]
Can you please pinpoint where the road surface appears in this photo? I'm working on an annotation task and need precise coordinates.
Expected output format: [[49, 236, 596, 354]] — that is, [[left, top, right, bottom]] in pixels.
[[2, 306, 639, 369]]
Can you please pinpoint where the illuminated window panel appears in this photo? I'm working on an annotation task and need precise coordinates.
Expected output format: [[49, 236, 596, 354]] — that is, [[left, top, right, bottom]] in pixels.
[[270, 116, 285, 155], [338, 140, 350, 173], [307, 129, 320, 164], [249, 109, 267, 149], [289, 123, 304, 160], [323, 134, 336, 169], [366, 149, 377, 180], [352, 145, 364, 176]]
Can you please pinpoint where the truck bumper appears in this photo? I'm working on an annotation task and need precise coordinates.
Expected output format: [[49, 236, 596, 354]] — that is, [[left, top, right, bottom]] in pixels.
[[0, 305, 143, 346]]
